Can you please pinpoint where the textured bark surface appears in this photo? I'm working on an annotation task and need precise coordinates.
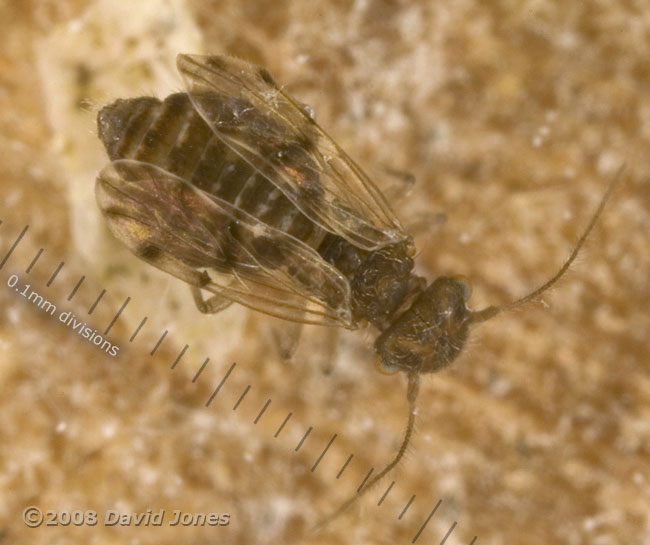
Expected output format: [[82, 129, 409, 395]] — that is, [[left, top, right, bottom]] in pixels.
[[1, 1, 648, 544]]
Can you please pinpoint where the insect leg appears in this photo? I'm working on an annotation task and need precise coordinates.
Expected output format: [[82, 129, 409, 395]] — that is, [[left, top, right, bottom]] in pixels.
[[377, 165, 416, 203], [320, 326, 340, 375], [271, 319, 304, 361], [404, 211, 447, 236], [191, 286, 234, 314]]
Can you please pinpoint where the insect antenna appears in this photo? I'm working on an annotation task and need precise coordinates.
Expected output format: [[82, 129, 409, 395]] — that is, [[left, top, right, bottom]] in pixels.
[[470, 166, 624, 325], [313, 168, 623, 532], [313, 372, 420, 532]]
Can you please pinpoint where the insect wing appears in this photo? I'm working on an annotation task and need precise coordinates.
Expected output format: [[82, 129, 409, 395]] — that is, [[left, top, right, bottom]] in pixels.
[[96, 159, 353, 327], [177, 54, 408, 251]]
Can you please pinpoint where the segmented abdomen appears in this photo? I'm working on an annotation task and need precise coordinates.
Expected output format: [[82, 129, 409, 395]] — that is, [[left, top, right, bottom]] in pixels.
[[97, 92, 415, 328], [97, 93, 325, 251]]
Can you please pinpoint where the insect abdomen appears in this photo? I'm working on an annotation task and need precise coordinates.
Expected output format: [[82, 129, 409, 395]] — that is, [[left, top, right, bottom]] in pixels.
[[97, 93, 324, 250], [97, 91, 415, 328]]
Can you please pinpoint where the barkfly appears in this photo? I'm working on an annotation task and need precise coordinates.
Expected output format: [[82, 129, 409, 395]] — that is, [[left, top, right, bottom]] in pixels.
[[95, 54, 621, 528]]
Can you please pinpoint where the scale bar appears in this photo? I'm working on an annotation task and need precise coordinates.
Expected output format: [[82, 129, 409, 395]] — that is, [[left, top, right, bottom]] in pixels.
[[232, 385, 251, 410], [411, 499, 442, 543], [129, 316, 147, 342], [171, 344, 189, 369], [295, 426, 313, 452], [398, 495, 416, 520], [377, 481, 395, 506], [205, 362, 237, 407], [46, 261, 64, 286], [104, 296, 130, 335], [253, 399, 271, 424], [67, 275, 85, 301], [0, 225, 28, 270], [274, 412, 292, 438], [311, 434, 337, 472], [150, 329, 168, 355], [192, 357, 210, 383], [25, 248, 43, 273], [357, 467, 374, 493], [88, 289, 106, 314], [336, 454, 353, 479]]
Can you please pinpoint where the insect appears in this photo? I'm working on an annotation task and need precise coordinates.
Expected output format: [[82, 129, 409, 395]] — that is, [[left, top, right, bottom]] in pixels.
[[95, 54, 620, 528]]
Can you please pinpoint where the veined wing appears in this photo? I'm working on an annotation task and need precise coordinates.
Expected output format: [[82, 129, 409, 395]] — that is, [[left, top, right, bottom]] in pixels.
[[96, 159, 354, 327], [176, 53, 408, 252]]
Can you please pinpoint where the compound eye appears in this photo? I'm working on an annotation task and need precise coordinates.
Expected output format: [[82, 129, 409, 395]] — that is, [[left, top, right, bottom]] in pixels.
[[375, 354, 399, 375], [451, 275, 472, 300]]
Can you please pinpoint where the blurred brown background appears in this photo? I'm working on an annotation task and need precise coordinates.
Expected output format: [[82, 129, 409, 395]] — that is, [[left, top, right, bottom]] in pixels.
[[0, 1, 648, 544]]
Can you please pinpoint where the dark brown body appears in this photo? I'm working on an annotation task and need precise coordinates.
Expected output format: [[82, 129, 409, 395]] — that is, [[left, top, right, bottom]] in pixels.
[[97, 93, 442, 341], [95, 55, 619, 529], [96, 54, 487, 380]]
